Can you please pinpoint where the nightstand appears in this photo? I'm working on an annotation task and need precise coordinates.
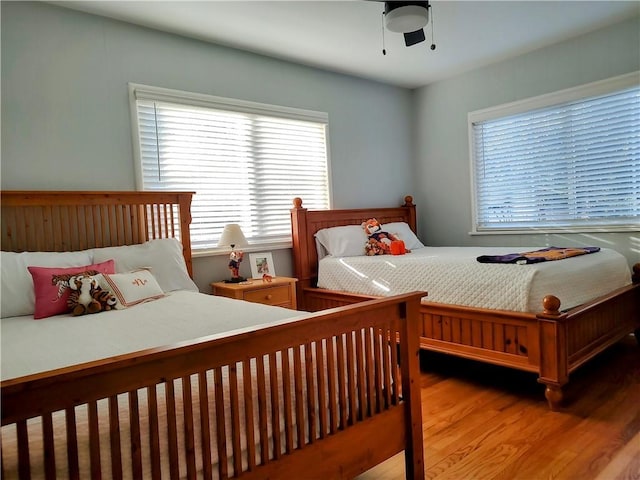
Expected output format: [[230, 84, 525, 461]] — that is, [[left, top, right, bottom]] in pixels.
[[211, 276, 298, 310]]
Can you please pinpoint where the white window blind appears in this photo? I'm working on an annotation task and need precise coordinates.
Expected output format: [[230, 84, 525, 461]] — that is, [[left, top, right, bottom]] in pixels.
[[470, 74, 640, 233], [129, 84, 330, 250]]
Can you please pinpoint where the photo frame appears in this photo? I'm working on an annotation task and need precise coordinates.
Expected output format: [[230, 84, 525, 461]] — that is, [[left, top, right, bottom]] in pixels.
[[249, 252, 275, 278]]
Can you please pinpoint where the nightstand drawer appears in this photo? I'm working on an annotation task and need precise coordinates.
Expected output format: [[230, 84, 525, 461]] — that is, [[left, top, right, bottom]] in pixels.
[[211, 276, 297, 310], [243, 285, 290, 306]]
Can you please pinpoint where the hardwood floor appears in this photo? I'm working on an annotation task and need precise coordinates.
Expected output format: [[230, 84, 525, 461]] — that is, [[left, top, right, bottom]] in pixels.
[[358, 334, 640, 480]]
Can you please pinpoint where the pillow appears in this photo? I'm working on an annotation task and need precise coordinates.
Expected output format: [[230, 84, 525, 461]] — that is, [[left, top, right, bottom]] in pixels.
[[315, 225, 368, 257], [100, 269, 165, 308], [28, 260, 116, 319], [91, 238, 198, 293], [382, 222, 425, 250], [1, 250, 93, 318]]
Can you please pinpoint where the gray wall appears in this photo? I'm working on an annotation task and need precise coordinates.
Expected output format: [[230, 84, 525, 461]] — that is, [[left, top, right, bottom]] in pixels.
[[413, 15, 640, 267], [1, 2, 415, 290]]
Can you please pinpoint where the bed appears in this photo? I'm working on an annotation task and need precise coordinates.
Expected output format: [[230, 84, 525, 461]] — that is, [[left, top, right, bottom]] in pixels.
[[1, 191, 425, 480], [290, 196, 640, 410]]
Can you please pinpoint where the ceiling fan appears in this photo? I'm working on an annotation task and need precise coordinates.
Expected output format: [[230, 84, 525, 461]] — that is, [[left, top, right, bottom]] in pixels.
[[381, 1, 436, 53]]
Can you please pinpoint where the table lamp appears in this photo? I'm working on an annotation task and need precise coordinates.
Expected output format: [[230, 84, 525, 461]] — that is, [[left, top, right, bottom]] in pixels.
[[218, 224, 249, 283]]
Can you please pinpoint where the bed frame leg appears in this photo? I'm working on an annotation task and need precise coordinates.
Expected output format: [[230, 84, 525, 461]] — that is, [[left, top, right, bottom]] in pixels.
[[543, 384, 564, 411], [537, 297, 568, 411]]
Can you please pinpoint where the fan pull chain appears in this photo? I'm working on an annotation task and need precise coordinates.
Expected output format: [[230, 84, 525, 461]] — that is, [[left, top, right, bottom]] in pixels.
[[381, 11, 387, 55], [430, 3, 436, 50]]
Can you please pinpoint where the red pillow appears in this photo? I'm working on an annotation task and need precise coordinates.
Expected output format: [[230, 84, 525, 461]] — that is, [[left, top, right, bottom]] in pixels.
[[28, 260, 115, 319], [390, 240, 407, 255]]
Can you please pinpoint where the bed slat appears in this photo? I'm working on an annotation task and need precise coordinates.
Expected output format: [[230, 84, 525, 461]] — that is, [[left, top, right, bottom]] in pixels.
[[346, 331, 357, 425], [280, 350, 294, 455], [128, 391, 142, 479], [242, 360, 257, 470], [16, 420, 31, 480], [336, 334, 348, 430], [304, 342, 317, 444], [182, 375, 197, 480], [108, 396, 123, 480], [268, 353, 282, 458], [228, 365, 242, 476], [325, 338, 338, 435], [42, 412, 56, 480], [293, 345, 305, 450], [255, 356, 269, 464], [87, 400, 101, 479], [146, 386, 161, 480], [165, 380, 180, 479], [197, 372, 213, 480], [315, 340, 328, 439], [213, 368, 228, 480], [65, 407, 79, 480]]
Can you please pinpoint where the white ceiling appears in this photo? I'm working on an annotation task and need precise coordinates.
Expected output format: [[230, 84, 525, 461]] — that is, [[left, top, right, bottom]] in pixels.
[[51, 1, 640, 89]]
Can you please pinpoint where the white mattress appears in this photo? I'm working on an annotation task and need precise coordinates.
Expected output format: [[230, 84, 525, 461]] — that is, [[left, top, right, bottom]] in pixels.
[[317, 247, 631, 312], [1, 290, 310, 381]]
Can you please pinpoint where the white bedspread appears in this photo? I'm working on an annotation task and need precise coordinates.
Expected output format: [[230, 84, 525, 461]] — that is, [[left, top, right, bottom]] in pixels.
[[317, 247, 631, 312], [1, 290, 310, 381]]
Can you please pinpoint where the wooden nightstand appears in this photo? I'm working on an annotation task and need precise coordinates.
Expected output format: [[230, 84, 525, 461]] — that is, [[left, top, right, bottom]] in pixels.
[[211, 276, 298, 310]]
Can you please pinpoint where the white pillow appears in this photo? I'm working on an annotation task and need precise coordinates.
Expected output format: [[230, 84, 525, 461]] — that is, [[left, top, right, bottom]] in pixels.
[[100, 269, 165, 308], [91, 238, 198, 293], [315, 225, 368, 257], [382, 222, 425, 250], [1, 250, 93, 318]]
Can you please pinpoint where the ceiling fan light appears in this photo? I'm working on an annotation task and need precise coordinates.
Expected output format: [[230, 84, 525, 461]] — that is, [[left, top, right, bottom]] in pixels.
[[385, 5, 428, 33]]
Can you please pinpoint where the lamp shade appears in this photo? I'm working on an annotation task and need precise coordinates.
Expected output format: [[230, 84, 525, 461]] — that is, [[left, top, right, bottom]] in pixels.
[[218, 224, 248, 248]]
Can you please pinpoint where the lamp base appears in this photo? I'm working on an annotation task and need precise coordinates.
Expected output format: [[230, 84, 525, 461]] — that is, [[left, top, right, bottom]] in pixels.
[[224, 276, 246, 284]]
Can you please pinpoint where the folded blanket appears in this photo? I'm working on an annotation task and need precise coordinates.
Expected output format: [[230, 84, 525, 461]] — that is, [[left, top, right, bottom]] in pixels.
[[477, 246, 601, 264]]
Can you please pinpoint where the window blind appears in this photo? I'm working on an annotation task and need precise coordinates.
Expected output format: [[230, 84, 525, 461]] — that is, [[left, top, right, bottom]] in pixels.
[[471, 82, 639, 232], [130, 85, 330, 250]]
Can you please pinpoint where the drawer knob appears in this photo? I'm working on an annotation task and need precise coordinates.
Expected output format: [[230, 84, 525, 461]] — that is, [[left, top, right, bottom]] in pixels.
[[266, 294, 273, 300]]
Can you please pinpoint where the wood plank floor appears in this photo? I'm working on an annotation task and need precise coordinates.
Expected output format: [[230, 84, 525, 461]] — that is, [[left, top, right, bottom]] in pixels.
[[358, 334, 640, 480]]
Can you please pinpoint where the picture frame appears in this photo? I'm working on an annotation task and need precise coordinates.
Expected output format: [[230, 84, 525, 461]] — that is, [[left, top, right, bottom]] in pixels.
[[249, 252, 275, 278]]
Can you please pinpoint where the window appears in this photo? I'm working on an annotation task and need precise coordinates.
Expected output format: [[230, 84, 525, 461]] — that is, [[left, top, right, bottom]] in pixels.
[[469, 72, 639, 233], [129, 84, 330, 250]]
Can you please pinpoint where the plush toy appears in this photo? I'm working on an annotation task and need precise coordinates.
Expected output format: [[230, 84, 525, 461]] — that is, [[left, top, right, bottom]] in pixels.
[[362, 218, 409, 256], [228, 250, 245, 281], [66, 273, 117, 316]]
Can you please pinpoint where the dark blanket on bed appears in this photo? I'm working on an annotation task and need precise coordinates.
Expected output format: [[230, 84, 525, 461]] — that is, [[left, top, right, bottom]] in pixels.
[[477, 246, 601, 264]]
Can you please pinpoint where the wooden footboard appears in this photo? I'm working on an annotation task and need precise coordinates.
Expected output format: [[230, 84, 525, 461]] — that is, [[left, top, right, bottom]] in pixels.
[[1, 293, 425, 480]]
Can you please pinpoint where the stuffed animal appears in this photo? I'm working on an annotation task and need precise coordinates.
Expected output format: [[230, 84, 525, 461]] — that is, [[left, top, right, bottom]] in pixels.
[[228, 250, 244, 280], [362, 218, 409, 256], [66, 273, 117, 316]]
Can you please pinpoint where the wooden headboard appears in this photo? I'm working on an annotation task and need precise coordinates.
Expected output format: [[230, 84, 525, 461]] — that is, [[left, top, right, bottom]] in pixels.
[[1, 191, 195, 276], [290, 195, 416, 302]]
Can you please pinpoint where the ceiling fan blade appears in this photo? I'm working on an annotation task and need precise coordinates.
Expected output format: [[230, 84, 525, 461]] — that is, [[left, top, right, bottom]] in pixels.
[[404, 28, 426, 47]]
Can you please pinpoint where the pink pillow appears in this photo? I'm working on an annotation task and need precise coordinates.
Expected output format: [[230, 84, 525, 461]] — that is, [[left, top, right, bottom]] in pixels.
[[28, 260, 115, 319]]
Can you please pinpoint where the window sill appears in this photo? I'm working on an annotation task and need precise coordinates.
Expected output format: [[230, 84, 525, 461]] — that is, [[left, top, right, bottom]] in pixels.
[[469, 225, 639, 235]]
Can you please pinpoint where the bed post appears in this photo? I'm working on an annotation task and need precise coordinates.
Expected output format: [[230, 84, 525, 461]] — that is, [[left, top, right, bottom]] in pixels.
[[536, 295, 568, 411], [177, 192, 194, 277], [398, 296, 426, 479], [402, 195, 417, 234], [291, 197, 311, 310], [634, 264, 640, 345]]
